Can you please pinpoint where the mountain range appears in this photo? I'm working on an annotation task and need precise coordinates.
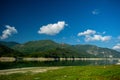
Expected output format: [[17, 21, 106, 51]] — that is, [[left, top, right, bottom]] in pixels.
[[0, 40, 120, 58]]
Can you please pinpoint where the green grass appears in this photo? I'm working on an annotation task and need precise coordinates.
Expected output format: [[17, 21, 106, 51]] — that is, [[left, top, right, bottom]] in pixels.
[[0, 65, 120, 80]]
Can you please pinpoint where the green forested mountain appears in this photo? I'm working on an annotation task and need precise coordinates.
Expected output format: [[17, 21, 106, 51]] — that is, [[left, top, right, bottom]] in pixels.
[[11, 40, 120, 58], [72, 44, 120, 58], [0, 40, 120, 58], [0, 44, 22, 57], [13, 40, 60, 54]]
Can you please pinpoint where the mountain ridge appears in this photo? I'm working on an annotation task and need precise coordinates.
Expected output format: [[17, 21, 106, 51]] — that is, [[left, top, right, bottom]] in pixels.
[[0, 41, 20, 48], [0, 40, 120, 58]]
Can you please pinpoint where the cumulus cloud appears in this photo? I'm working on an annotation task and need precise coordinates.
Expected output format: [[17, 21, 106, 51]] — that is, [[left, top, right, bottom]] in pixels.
[[38, 21, 67, 35], [85, 35, 111, 42], [112, 43, 120, 52], [0, 25, 17, 40], [78, 29, 96, 36], [78, 29, 111, 42]]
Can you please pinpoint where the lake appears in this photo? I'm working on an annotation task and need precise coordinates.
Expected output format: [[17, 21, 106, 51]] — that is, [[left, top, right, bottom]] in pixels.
[[0, 58, 119, 70]]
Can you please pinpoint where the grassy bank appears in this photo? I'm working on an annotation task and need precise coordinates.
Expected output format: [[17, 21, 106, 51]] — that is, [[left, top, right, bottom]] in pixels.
[[0, 65, 120, 80]]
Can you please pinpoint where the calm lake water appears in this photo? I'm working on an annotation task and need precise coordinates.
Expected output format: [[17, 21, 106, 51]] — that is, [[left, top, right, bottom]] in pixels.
[[0, 59, 119, 70]]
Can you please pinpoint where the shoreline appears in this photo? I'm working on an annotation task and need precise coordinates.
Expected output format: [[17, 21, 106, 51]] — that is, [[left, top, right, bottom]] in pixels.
[[0, 57, 120, 62], [0, 67, 63, 75]]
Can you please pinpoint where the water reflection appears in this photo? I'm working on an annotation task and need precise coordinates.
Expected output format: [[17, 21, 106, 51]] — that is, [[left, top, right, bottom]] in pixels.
[[0, 60, 119, 70]]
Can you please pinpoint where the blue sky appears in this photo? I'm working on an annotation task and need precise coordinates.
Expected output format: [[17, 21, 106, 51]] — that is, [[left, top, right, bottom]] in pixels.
[[0, 0, 120, 51]]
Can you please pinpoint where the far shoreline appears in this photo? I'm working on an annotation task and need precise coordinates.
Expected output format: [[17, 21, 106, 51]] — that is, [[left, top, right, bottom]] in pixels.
[[0, 57, 120, 62]]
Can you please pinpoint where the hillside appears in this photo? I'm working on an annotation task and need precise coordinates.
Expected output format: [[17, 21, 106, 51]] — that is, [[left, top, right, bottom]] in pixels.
[[0, 41, 19, 48], [73, 44, 120, 58], [0, 40, 120, 58], [10, 40, 120, 58], [13, 40, 60, 54], [0, 44, 23, 57]]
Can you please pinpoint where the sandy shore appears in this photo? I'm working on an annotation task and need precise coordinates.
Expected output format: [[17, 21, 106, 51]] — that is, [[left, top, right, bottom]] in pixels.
[[0, 67, 63, 75]]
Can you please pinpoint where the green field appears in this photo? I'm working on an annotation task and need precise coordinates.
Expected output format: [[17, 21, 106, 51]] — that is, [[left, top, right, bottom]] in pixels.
[[0, 65, 120, 80]]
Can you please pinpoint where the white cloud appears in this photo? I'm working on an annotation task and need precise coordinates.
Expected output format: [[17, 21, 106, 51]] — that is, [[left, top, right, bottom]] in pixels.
[[85, 35, 111, 42], [112, 43, 120, 52], [78, 29, 96, 36], [38, 21, 67, 35], [0, 25, 18, 40], [92, 9, 100, 15], [78, 29, 111, 42]]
